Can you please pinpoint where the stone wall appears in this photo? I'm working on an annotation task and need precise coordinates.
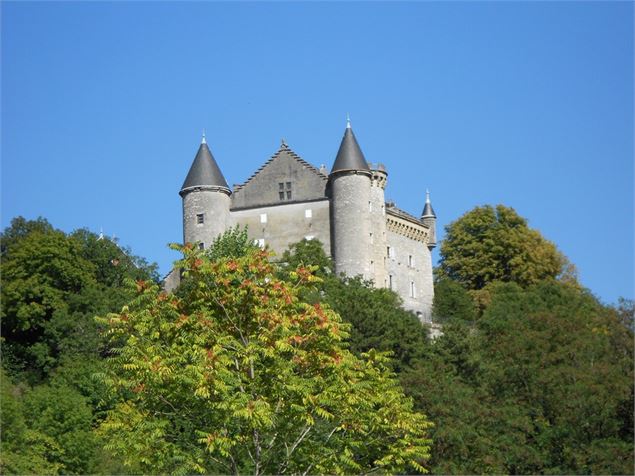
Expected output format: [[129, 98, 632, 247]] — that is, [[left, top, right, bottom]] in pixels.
[[230, 199, 331, 259], [182, 189, 231, 249]]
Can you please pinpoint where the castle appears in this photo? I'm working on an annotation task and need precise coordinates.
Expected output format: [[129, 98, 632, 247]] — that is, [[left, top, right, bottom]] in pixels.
[[166, 120, 437, 322]]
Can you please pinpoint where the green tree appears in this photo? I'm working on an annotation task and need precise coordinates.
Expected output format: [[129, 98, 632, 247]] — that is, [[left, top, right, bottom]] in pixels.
[[437, 205, 575, 290], [432, 279, 478, 322], [98, 245, 432, 475], [281, 239, 429, 372]]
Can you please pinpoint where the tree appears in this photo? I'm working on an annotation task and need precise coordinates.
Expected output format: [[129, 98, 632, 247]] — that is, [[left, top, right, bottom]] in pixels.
[[403, 280, 634, 475], [1, 217, 158, 381], [437, 205, 575, 290], [281, 239, 429, 372], [432, 279, 478, 322], [98, 244, 432, 475]]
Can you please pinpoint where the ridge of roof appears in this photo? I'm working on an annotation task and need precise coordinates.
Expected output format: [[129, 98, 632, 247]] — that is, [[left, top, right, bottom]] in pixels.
[[386, 203, 428, 228]]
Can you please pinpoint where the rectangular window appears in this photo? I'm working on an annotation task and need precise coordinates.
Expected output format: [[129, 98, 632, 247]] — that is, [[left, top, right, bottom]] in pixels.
[[410, 281, 416, 298], [279, 191, 285, 200], [387, 246, 395, 258], [305, 209, 312, 218], [408, 255, 414, 267], [196, 213, 204, 224], [260, 213, 267, 224], [286, 182, 292, 190], [254, 238, 265, 248], [286, 190, 292, 199], [389, 274, 393, 290], [198, 242, 205, 250], [369, 201, 373, 212], [305, 235, 314, 241], [279, 182, 284, 190], [370, 232, 374, 244]]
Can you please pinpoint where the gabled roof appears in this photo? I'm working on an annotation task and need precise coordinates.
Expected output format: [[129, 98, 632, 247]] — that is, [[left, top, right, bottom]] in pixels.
[[180, 140, 230, 195], [331, 125, 370, 174], [230, 141, 328, 210]]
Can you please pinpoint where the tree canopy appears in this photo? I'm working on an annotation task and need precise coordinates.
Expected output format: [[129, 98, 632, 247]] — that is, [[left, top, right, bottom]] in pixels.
[[98, 243, 432, 474], [437, 205, 575, 290]]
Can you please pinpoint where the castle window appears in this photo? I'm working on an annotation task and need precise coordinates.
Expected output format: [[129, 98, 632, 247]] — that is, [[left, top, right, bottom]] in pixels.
[[198, 242, 205, 250], [260, 213, 267, 224], [286, 182, 292, 190], [279, 192, 285, 200], [410, 281, 416, 298], [286, 190, 292, 199], [254, 238, 265, 248], [389, 274, 393, 290], [305, 209, 312, 218], [369, 201, 373, 212], [196, 213, 204, 224], [370, 232, 374, 244], [279, 182, 284, 190], [387, 246, 395, 259], [408, 255, 414, 267], [305, 235, 314, 241]]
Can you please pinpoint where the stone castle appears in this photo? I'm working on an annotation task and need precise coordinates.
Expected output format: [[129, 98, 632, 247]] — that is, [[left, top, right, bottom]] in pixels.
[[167, 120, 437, 322]]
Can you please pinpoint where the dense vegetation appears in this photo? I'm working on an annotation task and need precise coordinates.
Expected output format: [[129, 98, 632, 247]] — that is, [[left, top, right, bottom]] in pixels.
[[1, 209, 632, 475]]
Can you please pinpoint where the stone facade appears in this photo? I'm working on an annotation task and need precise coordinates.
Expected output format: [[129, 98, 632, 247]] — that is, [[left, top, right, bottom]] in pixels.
[[172, 125, 437, 323]]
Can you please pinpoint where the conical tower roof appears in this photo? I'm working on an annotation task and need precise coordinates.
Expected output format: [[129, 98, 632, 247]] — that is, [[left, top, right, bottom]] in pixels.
[[421, 190, 436, 218], [180, 135, 230, 195], [330, 118, 370, 174]]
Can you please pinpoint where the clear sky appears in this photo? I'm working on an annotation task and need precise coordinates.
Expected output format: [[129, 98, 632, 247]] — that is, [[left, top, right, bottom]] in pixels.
[[2, 1, 633, 304]]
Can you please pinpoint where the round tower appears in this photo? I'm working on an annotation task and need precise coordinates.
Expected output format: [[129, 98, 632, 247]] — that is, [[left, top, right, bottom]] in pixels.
[[421, 190, 437, 249], [329, 118, 372, 279], [179, 134, 231, 250]]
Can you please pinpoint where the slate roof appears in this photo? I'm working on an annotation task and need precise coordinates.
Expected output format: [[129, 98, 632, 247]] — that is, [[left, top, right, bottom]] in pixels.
[[331, 126, 370, 174], [421, 201, 436, 218], [180, 142, 230, 195]]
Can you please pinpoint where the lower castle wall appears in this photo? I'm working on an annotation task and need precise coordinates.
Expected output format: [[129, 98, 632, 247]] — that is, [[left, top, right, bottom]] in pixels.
[[229, 199, 331, 260], [385, 230, 434, 323]]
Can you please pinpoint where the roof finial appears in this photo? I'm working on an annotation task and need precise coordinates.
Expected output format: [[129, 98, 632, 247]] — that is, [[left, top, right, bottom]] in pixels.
[[426, 189, 431, 203], [281, 138, 287, 148], [346, 113, 351, 129], [201, 129, 207, 144]]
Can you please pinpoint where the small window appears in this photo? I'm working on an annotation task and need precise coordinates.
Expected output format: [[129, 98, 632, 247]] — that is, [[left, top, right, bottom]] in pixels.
[[198, 242, 205, 250], [387, 246, 395, 258], [370, 232, 374, 244], [286, 190, 292, 199], [286, 182, 292, 190], [305, 209, 312, 218], [408, 255, 414, 267], [279, 182, 284, 190], [254, 238, 265, 248], [369, 201, 373, 212], [389, 274, 393, 290], [305, 235, 314, 241], [196, 213, 204, 224], [410, 281, 416, 298], [279, 191, 285, 200], [260, 213, 267, 224]]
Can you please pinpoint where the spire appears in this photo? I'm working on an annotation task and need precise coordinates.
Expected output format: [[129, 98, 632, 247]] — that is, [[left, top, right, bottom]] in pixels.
[[180, 137, 230, 195], [330, 117, 370, 174], [421, 190, 436, 218]]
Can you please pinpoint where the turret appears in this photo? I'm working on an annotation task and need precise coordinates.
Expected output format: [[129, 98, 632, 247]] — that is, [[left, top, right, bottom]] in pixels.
[[179, 133, 231, 250], [421, 190, 437, 249], [329, 117, 372, 279], [369, 163, 388, 286]]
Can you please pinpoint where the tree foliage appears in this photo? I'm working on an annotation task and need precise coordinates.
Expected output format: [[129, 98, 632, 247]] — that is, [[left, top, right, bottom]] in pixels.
[[437, 205, 575, 290], [98, 243, 432, 474], [404, 281, 634, 475]]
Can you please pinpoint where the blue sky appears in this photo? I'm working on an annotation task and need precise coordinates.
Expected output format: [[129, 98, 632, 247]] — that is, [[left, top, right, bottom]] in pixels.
[[2, 1, 633, 304]]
